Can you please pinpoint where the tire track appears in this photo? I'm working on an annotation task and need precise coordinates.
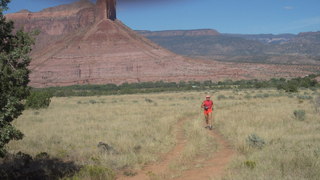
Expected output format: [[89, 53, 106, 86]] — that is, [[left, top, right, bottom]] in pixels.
[[172, 129, 235, 180], [117, 117, 188, 180], [117, 118, 236, 180]]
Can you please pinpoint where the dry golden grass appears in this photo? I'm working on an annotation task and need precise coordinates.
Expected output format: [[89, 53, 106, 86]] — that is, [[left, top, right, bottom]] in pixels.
[[8, 92, 216, 173], [7, 89, 320, 179], [214, 89, 320, 180]]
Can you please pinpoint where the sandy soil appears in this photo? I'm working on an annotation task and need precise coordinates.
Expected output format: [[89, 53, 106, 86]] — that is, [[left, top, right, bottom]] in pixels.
[[117, 117, 236, 180]]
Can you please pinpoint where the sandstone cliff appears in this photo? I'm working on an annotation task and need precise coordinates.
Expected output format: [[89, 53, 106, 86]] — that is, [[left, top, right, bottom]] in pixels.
[[6, 0, 96, 55], [5, 0, 320, 87], [7, 0, 213, 87]]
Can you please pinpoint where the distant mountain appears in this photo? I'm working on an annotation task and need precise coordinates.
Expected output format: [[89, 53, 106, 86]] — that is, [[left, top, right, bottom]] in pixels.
[[273, 32, 320, 56], [138, 29, 220, 37], [224, 33, 296, 44], [138, 30, 320, 65], [138, 30, 263, 56]]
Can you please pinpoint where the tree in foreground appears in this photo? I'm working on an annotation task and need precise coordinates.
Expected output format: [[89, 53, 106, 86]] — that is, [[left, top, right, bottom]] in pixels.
[[0, 0, 34, 157]]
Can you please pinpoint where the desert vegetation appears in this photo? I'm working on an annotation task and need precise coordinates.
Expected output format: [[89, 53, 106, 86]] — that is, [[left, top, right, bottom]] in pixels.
[[2, 0, 320, 179], [7, 92, 217, 179], [25, 91, 52, 109], [32, 74, 320, 97], [215, 89, 320, 180], [3, 87, 319, 179]]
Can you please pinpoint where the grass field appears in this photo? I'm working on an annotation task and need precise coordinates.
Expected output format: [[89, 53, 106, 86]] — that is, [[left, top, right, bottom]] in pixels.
[[8, 91, 217, 179], [214, 89, 320, 180], [7, 88, 320, 179]]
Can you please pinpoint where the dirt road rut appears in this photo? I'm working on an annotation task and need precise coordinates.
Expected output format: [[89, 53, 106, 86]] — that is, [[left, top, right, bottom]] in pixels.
[[118, 117, 235, 180]]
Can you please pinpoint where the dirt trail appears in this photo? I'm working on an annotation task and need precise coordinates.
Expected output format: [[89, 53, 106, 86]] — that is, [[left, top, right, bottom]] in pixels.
[[173, 129, 235, 180], [117, 118, 187, 180], [117, 118, 236, 180]]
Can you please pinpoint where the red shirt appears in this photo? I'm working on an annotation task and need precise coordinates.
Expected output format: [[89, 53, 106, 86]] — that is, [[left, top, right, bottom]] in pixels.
[[203, 100, 213, 109]]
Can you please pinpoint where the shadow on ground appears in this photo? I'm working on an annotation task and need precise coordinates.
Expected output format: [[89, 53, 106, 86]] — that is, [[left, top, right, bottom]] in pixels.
[[0, 152, 80, 180]]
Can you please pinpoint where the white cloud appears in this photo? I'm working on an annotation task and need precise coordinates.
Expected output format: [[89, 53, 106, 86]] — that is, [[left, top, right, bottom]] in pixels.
[[284, 6, 294, 10]]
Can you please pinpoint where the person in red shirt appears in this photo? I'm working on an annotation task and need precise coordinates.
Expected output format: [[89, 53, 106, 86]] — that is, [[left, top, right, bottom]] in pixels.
[[201, 95, 214, 130]]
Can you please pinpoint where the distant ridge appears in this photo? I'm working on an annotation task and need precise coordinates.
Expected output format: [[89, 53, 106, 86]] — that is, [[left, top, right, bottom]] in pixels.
[[138, 29, 220, 37], [138, 29, 320, 65]]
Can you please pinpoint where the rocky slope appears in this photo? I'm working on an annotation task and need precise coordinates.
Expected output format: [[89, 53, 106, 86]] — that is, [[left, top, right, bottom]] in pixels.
[[6, 0, 219, 87], [5, 0, 320, 87], [6, 0, 96, 56]]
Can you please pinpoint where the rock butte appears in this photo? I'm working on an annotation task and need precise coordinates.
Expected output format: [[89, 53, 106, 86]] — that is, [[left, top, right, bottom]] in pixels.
[[6, 0, 319, 87]]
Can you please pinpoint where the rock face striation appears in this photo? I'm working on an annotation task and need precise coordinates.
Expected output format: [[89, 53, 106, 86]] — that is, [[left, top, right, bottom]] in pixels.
[[7, 0, 96, 55], [7, 0, 215, 87], [6, 0, 320, 87], [96, 0, 116, 21]]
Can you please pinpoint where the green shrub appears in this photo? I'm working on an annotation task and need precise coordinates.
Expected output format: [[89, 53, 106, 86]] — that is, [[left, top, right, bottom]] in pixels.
[[228, 96, 235, 99], [247, 134, 266, 149], [287, 94, 294, 98], [285, 83, 298, 93], [263, 93, 269, 98], [25, 91, 52, 109], [297, 95, 313, 100], [244, 160, 256, 169], [217, 95, 227, 100], [144, 98, 153, 103], [254, 94, 264, 98], [89, 99, 97, 104], [123, 171, 137, 177], [67, 165, 115, 180], [293, 110, 306, 121]]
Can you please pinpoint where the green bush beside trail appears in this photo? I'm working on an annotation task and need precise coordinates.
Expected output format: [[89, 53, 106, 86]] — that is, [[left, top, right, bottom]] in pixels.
[[32, 74, 319, 97], [25, 91, 52, 109]]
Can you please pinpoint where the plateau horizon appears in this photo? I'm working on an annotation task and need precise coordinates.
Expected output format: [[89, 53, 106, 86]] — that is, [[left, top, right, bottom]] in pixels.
[[6, 0, 320, 35]]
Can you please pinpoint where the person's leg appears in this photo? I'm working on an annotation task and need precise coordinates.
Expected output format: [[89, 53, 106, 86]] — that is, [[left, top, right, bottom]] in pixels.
[[212, 113, 214, 127], [208, 112, 212, 129], [204, 113, 209, 127]]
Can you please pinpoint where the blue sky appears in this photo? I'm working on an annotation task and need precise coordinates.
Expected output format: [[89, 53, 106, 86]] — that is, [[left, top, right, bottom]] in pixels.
[[6, 0, 320, 34]]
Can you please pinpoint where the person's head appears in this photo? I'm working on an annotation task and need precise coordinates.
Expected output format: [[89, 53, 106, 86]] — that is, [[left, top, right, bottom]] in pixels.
[[206, 95, 210, 100]]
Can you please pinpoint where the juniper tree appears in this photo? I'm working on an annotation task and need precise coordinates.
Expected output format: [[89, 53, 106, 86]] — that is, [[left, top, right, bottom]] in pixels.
[[0, 0, 34, 157]]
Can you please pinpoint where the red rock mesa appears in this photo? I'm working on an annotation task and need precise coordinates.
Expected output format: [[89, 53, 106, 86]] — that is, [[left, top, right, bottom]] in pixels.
[[6, 0, 319, 87]]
